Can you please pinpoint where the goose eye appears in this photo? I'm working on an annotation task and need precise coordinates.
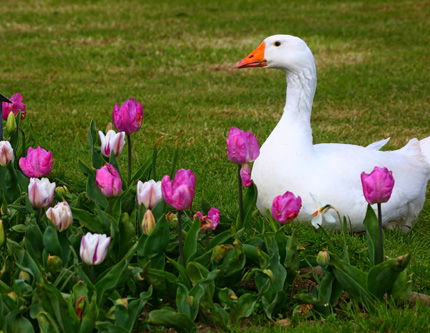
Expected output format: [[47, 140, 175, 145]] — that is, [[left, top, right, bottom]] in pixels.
[[274, 41, 281, 47]]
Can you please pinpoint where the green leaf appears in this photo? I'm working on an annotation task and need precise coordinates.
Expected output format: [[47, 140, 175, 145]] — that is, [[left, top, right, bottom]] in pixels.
[[79, 292, 98, 333], [120, 287, 152, 331], [6, 310, 35, 333], [367, 253, 411, 300], [183, 215, 200, 265], [240, 182, 258, 231], [95, 242, 137, 307], [86, 170, 108, 208], [284, 235, 300, 284], [206, 229, 235, 251], [329, 254, 373, 301], [143, 216, 169, 269], [167, 257, 192, 290], [363, 204, 382, 266], [70, 207, 104, 234], [37, 312, 61, 333], [390, 269, 413, 303], [231, 293, 258, 322], [43, 225, 62, 257], [89, 120, 104, 169], [176, 283, 191, 317], [211, 303, 231, 329], [149, 309, 196, 333]]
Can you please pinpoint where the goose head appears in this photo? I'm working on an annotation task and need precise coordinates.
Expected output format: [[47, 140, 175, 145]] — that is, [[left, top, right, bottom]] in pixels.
[[237, 35, 315, 73]]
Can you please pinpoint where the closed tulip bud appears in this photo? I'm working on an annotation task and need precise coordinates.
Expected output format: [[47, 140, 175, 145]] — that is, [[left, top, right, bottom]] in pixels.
[[55, 185, 69, 198], [47, 255, 63, 274], [2, 92, 26, 121], [95, 163, 122, 197], [19, 146, 53, 178], [316, 250, 330, 267], [19, 270, 31, 282], [5, 112, 16, 136], [137, 180, 162, 209], [271, 191, 302, 224], [0, 220, 4, 247], [115, 298, 128, 308], [161, 169, 195, 210], [166, 212, 177, 227], [75, 296, 85, 322], [361, 166, 395, 204], [46, 201, 73, 232], [112, 98, 143, 135], [226, 127, 260, 164], [263, 269, 273, 279], [0, 141, 14, 167], [98, 129, 125, 157], [240, 163, 252, 187], [142, 209, 156, 235], [28, 178, 56, 208], [7, 292, 18, 304], [80, 232, 111, 265], [106, 122, 113, 132]]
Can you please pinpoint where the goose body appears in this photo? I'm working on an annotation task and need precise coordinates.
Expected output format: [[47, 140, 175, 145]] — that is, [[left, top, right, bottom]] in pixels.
[[237, 35, 430, 231]]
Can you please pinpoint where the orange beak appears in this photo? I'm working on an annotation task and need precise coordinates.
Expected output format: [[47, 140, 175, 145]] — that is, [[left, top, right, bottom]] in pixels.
[[237, 42, 267, 68]]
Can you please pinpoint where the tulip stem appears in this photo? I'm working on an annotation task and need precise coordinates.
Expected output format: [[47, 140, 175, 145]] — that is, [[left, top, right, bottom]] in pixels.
[[127, 134, 132, 185], [377, 203, 383, 264], [238, 164, 243, 229], [178, 211, 184, 266]]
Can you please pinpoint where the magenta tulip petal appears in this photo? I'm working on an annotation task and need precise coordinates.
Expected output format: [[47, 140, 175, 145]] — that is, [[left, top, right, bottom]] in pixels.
[[95, 163, 122, 197], [271, 191, 302, 224], [112, 98, 143, 135], [240, 164, 252, 187], [227, 127, 260, 164], [361, 166, 395, 204], [19, 146, 53, 178], [161, 169, 195, 210], [2, 93, 26, 120]]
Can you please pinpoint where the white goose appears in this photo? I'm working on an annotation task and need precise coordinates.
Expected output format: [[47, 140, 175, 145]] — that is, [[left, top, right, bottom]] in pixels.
[[237, 35, 430, 231]]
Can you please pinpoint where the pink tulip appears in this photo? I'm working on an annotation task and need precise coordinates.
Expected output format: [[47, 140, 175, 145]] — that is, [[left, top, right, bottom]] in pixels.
[[361, 166, 395, 204], [2, 93, 26, 120], [271, 191, 302, 224], [137, 179, 162, 209], [240, 164, 252, 187], [19, 146, 53, 178], [28, 178, 56, 208], [0, 141, 14, 167], [95, 163, 122, 197], [80, 232, 111, 265], [226, 127, 260, 164], [112, 98, 143, 135], [98, 130, 125, 157], [161, 169, 195, 210], [46, 201, 73, 232], [195, 207, 220, 231]]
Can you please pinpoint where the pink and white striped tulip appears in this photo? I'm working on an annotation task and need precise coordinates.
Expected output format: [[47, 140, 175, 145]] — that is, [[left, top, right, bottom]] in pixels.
[[226, 127, 260, 164], [161, 169, 195, 210], [0, 141, 14, 167], [271, 191, 302, 224], [98, 130, 125, 157], [19, 146, 53, 178], [137, 179, 162, 210], [95, 163, 122, 197], [2, 93, 26, 120], [80, 232, 111, 265], [46, 201, 73, 232], [28, 178, 56, 208], [112, 98, 143, 135]]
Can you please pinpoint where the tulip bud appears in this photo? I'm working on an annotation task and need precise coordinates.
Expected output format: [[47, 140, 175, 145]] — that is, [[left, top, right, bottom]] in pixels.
[[212, 244, 234, 262], [19, 270, 31, 282], [142, 210, 156, 235], [55, 185, 69, 198], [263, 269, 273, 280], [137, 180, 163, 209], [361, 166, 395, 205], [75, 296, 85, 322], [47, 255, 63, 274], [80, 232, 111, 265], [115, 298, 128, 308], [0, 141, 14, 167], [106, 122, 113, 132], [316, 250, 330, 267], [28, 178, 56, 208], [5, 112, 16, 136], [166, 212, 177, 227], [240, 163, 252, 187], [7, 292, 18, 304], [0, 220, 5, 247], [46, 201, 73, 232]]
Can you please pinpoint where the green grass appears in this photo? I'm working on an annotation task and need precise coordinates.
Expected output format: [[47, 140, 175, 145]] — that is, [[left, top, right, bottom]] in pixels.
[[2, 0, 430, 329]]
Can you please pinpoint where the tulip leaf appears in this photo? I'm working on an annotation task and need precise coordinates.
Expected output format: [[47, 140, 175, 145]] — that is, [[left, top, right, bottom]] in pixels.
[[167, 256, 192, 290], [211, 303, 231, 329], [143, 216, 169, 269], [183, 215, 200, 265], [0, 163, 21, 203], [149, 309, 196, 333], [240, 182, 258, 231], [231, 293, 258, 322], [6, 310, 35, 333], [176, 283, 191, 318], [70, 207, 104, 234], [118, 287, 152, 331], [95, 242, 137, 307], [285, 235, 300, 284], [329, 254, 373, 301], [367, 253, 411, 300], [37, 311, 61, 333], [88, 120, 104, 169], [43, 225, 62, 258], [25, 224, 44, 265], [294, 293, 330, 316], [363, 204, 382, 266], [86, 171, 109, 208], [131, 155, 153, 182], [206, 229, 235, 251], [390, 269, 413, 303]]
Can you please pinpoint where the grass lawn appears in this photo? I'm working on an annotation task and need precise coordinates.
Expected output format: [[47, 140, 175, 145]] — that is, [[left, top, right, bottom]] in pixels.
[[1, 0, 430, 330]]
